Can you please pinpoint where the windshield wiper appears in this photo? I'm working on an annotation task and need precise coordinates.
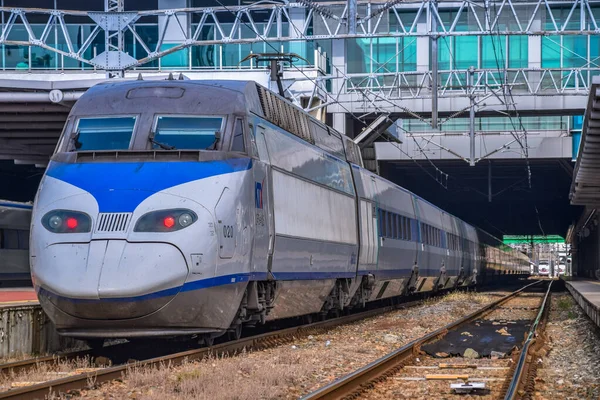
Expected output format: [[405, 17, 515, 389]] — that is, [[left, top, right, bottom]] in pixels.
[[207, 131, 221, 150], [149, 136, 175, 150]]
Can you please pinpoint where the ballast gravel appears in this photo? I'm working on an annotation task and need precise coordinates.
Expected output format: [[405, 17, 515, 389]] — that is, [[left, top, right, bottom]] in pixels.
[[534, 293, 600, 400], [71, 291, 505, 400]]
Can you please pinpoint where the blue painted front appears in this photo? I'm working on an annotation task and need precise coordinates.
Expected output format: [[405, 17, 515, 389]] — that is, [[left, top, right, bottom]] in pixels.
[[45, 159, 252, 213]]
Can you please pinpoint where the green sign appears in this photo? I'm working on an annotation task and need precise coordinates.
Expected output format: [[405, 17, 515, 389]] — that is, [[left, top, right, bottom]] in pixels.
[[503, 235, 565, 244]]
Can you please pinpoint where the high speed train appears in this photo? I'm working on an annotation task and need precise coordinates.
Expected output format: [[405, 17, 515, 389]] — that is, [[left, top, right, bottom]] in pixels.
[[30, 80, 529, 344], [0, 200, 32, 283]]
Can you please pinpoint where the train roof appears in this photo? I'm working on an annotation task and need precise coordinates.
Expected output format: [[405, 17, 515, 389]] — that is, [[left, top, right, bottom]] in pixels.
[[71, 80, 264, 118]]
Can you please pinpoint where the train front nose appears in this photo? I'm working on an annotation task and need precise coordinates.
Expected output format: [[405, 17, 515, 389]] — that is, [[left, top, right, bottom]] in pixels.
[[36, 239, 189, 320]]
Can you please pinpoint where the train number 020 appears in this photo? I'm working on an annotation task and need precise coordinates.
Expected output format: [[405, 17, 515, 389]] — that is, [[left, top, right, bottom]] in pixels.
[[223, 225, 234, 238]]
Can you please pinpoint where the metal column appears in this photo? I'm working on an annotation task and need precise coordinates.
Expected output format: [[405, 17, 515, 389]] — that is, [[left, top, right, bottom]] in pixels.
[[488, 161, 492, 203], [468, 67, 475, 166], [430, 0, 438, 129], [104, 0, 124, 78], [348, 0, 357, 35]]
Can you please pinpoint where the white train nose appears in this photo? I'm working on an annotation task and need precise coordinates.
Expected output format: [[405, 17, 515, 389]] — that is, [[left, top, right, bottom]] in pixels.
[[36, 240, 189, 319]]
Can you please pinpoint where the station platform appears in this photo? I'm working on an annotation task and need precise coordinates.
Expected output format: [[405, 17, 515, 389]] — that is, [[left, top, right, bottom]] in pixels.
[[565, 279, 600, 328], [0, 287, 38, 306]]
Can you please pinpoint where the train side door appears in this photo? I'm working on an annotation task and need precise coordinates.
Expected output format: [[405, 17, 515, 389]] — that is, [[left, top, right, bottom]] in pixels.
[[411, 196, 423, 271], [250, 124, 275, 273], [369, 177, 380, 269]]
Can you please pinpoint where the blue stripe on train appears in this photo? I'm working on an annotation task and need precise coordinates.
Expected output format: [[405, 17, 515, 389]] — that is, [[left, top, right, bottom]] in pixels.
[[37, 271, 355, 304], [38, 269, 424, 305], [45, 158, 252, 213], [0, 202, 33, 210]]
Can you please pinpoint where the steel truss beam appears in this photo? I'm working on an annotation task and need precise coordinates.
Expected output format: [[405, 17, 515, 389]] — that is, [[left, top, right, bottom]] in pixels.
[[0, 0, 599, 71]]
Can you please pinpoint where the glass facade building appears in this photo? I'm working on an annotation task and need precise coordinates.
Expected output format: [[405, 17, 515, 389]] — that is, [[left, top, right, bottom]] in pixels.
[[0, 0, 593, 146], [2, 1, 598, 75]]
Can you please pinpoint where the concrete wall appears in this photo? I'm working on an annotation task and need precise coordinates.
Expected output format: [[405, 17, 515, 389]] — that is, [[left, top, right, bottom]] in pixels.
[[0, 304, 83, 359]]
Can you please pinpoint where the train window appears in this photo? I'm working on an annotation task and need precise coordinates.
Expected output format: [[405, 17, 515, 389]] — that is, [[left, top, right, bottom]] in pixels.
[[384, 211, 390, 237], [75, 117, 136, 151], [153, 116, 223, 150], [390, 213, 396, 239], [406, 219, 411, 241], [399, 216, 405, 240], [1, 229, 19, 249], [231, 118, 245, 152], [17, 230, 29, 250]]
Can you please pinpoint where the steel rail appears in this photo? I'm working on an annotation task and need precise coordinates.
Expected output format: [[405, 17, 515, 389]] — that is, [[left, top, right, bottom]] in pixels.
[[0, 339, 173, 376], [503, 280, 553, 400], [0, 298, 428, 400], [301, 280, 543, 400], [0, 348, 95, 376]]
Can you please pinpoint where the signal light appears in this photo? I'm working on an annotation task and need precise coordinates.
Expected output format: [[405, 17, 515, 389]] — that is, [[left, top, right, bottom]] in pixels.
[[66, 217, 78, 229], [163, 216, 176, 228]]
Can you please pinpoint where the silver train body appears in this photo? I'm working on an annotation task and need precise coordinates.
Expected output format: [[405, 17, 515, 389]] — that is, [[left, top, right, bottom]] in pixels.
[[30, 81, 529, 339], [0, 200, 32, 282]]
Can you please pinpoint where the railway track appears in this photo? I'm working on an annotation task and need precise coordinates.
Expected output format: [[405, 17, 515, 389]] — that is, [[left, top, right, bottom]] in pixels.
[[302, 280, 553, 400], [0, 295, 433, 399]]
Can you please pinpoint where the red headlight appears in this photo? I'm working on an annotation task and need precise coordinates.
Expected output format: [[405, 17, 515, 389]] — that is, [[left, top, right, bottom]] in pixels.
[[42, 210, 91, 233], [163, 216, 176, 229], [134, 209, 198, 232]]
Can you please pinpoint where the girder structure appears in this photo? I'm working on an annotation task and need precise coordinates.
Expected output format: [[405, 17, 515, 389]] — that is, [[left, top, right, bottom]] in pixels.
[[0, 0, 596, 167], [0, 0, 599, 71], [295, 66, 596, 115]]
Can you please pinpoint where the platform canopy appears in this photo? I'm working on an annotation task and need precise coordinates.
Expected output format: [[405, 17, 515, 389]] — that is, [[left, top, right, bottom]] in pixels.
[[571, 76, 600, 207], [0, 73, 196, 167]]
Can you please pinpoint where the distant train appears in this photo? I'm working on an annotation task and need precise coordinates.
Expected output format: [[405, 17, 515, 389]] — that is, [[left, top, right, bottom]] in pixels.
[[0, 200, 32, 282], [538, 261, 550, 276], [30, 80, 529, 344]]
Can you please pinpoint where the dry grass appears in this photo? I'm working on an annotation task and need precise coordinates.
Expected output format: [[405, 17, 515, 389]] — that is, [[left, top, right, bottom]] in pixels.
[[0, 356, 96, 390], [109, 351, 313, 400], [72, 290, 504, 399], [0, 352, 39, 364], [442, 290, 494, 305]]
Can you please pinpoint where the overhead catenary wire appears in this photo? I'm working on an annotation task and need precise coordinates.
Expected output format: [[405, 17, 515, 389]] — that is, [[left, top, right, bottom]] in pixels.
[[211, 0, 454, 189], [484, 1, 531, 185], [484, 1, 549, 236]]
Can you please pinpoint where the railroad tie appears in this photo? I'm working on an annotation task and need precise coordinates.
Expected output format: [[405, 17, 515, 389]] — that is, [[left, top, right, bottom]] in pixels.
[[425, 374, 470, 380]]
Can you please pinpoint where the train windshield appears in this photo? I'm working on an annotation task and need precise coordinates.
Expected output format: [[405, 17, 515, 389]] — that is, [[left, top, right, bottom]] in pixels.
[[152, 116, 223, 150], [75, 117, 136, 151]]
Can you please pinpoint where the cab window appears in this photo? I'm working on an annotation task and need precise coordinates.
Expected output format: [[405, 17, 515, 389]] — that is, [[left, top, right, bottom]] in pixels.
[[231, 118, 245, 152], [74, 117, 136, 151], [152, 116, 223, 150]]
